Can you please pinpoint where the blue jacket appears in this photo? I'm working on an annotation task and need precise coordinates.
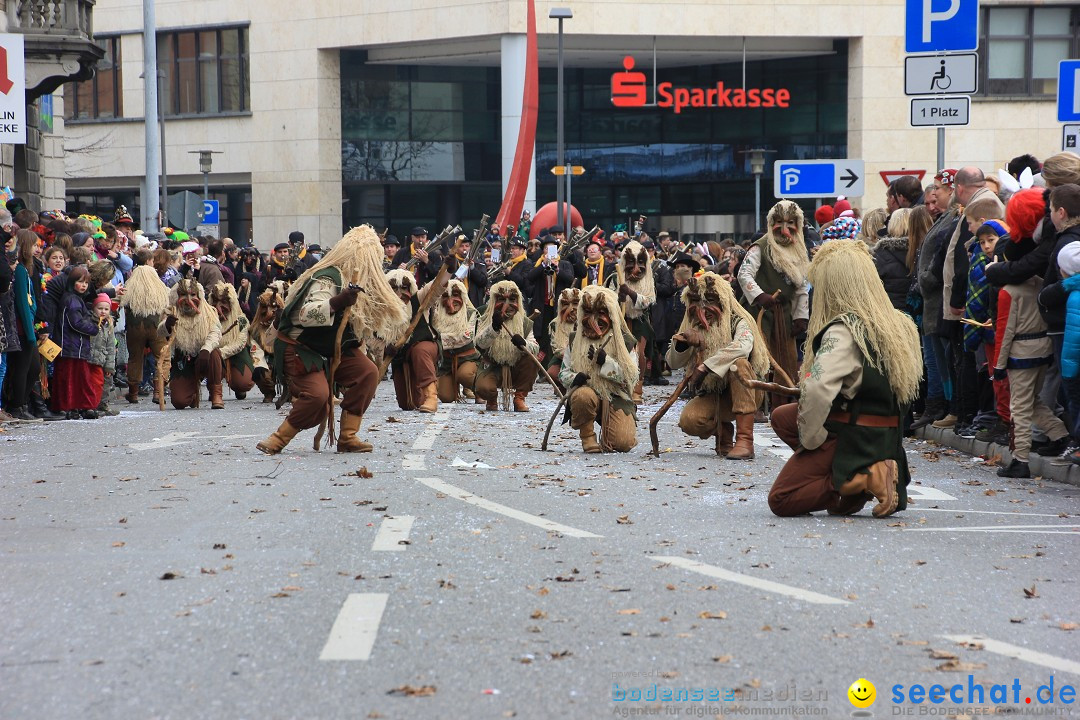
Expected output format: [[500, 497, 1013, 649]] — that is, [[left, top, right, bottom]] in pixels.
[[58, 292, 98, 361], [1061, 274, 1080, 379]]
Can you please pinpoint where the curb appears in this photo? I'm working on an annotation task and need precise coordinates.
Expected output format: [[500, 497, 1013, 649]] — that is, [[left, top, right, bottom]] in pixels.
[[913, 425, 1080, 489]]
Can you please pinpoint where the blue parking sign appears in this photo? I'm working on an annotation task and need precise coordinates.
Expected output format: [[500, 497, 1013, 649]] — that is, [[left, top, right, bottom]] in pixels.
[[906, 0, 979, 54], [202, 200, 219, 224], [1059, 60, 1080, 123]]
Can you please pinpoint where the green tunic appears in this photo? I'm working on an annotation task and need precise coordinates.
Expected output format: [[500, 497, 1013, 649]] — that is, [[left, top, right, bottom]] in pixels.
[[744, 236, 796, 342], [815, 322, 911, 509], [273, 266, 357, 376]]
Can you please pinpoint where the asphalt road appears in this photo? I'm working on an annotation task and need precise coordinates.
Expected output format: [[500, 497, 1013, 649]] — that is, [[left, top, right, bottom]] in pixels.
[[2, 379, 1079, 720]]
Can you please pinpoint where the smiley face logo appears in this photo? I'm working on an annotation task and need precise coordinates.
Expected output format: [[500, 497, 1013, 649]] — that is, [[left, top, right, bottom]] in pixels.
[[848, 678, 876, 708]]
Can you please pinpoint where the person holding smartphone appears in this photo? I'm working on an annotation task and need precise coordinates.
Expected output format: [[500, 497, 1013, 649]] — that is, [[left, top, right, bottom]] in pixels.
[[527, 233, 575, 362]]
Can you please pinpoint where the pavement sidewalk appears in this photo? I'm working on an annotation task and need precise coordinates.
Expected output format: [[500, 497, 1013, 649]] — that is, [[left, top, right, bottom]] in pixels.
[[914, 424, 1080, 488]]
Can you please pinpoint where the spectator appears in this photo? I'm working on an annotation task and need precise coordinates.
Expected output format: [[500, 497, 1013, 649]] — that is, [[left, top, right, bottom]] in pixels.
[[89, 293, 117, 417], [51, 266, 99, 419], [873, 209, 913, 310]]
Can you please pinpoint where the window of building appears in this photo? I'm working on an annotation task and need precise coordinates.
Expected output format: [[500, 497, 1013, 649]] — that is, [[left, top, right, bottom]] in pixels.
[[158, 26, 249, 116], [981, 6, 1077, 97], [63, 36, 122, 120]]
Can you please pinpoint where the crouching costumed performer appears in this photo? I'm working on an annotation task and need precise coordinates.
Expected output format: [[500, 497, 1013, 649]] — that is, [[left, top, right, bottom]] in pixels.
[[209, 282, 256, 401], [433, 278, 480, 402], [474, 280, 538, 412], [385, 269, 440, 413], [559, 285, 639, 453], [257, 226, 408, 454], [767, 240, 922, 518], [666, 272, 769, 458], [159, 272, 223, 409]]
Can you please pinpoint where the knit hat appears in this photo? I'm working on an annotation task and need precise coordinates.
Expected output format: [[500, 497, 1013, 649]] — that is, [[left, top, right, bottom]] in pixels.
[[1058, 242, 1080, 278], [976, 220, 1010, 239], [935, 169, 958, 187], [833, 197, 852, 216], [814, 205, 834, 225], [1004, 188, 1046, 241], [820, 216, 861, 241], [94, 293, 111, 307]]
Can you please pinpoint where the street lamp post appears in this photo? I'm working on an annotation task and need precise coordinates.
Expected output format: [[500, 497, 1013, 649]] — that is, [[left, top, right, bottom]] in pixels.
[[189, 150, 221, 202], [742, 148, 773, 233], [549, 7, 572, 232]]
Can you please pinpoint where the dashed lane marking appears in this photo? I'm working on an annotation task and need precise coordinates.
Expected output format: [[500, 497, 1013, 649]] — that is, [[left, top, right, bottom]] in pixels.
[[411, 407, 451, 450], [907, 485, 958, 501], [655, 556, 850, 605], [128, 431, 260, 451], [914, 508, 1066, 518], [904, 524, 1080, 535], [319, 593, 388, 661], [941, 635, 1080, 677], [752, 432, 794, 459], [417, 476, 602, 538], [371, 516, 415, 552]]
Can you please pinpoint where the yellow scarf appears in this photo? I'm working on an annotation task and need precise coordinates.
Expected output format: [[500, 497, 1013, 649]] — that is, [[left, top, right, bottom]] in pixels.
[[582, 257, 604, 288]]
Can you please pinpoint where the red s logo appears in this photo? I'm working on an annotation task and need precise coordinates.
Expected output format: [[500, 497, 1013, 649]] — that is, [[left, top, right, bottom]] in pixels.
[[611, 56, 646, 107]]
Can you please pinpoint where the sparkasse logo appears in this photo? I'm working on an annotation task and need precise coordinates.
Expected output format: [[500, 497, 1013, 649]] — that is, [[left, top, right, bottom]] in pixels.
[[611, 55, 792, 113]]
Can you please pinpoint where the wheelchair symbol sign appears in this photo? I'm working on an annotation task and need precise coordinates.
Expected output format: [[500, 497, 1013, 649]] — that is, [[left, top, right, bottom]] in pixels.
[[905, 53, 977, 96]]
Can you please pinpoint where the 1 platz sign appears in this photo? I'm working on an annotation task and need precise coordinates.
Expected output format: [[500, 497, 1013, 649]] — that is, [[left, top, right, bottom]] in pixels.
[[0, 34, 26, 144]]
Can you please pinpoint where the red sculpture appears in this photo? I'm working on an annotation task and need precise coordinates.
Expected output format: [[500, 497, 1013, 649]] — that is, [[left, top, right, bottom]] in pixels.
[[493, 0, 538, 235]]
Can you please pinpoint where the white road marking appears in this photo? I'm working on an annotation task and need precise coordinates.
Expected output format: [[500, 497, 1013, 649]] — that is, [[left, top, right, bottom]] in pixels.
[[452, 457, 494, 470], [417, 476, 602, 538], [907, 485, 958, 501], [319, 593, 388, 661], [915, 507, 1067, 518], [128, 431, 261, 451], [402, 453, 427, 470], [371, 516, 415, 552], [904, 524, 1079, 534], [412, 407, 451, 450], [655, 556, 850, 606], [941, 635, 1080, 677], [753, 433, 794, 459]]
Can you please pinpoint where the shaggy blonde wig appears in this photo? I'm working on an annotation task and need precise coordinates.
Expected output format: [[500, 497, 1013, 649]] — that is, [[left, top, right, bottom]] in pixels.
[[568, 285, 638, 400], [120, 264, 169, 317], [801, 240, 922, 404]]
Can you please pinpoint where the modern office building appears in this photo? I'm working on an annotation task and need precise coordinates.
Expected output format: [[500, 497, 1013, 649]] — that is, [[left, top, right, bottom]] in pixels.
[[57, 0, 1077, 247]]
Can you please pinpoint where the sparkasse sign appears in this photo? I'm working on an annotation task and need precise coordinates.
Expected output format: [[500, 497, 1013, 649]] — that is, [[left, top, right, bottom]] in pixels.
[[611, 56, 791, 114]]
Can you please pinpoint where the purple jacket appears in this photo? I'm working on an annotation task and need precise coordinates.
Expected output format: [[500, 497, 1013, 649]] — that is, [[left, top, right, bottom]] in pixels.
[[58, 292, 98, 361]]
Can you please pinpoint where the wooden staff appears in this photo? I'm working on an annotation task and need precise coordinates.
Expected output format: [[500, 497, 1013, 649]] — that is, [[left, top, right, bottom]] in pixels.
[[541, 334, 611, 451], [742, 378, 799, 397], [756, 292, 797, 388], [157, 311, 177, 411], [648, 342, 707, 457], [501, 325, 564, 401]]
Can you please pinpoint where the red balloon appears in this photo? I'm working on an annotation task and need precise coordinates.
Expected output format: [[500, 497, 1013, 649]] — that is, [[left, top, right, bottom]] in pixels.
[[529, 202, 583, 240]]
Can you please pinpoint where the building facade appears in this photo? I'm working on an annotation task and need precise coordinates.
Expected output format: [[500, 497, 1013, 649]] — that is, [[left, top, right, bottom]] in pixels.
[[60, 0, 1077, 247]]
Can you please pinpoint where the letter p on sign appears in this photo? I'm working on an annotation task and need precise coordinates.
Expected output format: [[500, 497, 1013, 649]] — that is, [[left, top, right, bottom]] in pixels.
[[906, 0, 978, 53], [923, 0, 961, 43]]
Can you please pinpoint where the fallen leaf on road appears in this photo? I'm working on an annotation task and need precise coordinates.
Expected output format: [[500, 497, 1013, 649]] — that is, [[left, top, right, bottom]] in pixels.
[[937, 660, 987, 672], [160, 572, 180, 580], [530, 610, 547, 619], [537, 587, 550, 596], [1023, 584, 1039, 598], [387, 685, 436, 697], [357, 467, 373, 478], [1060, 622, 1079, 631], [898, 640, 929, 646], [712, 655, 733, 663], [213, 543, 225, 549], [617, 609, 641, 615], [699, 611, 727, 620], [616, 515, 632, 524], [1010, 618, 1024, 624], [929, 649, 958, 660], [271, 592, 290, 598], [386, 416, 402, 423], [855, 617, 875, 629], [984, 489, 997, 496], [549, 650, 572, 659], [846, 593, 858, 600], [282, 585, 302, 592], [112, 541, 125, 548]]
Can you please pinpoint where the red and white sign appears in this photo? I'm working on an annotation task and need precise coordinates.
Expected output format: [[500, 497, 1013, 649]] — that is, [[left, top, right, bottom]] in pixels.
[[879, 170, 926, 187], [0, 34, 25, 145]]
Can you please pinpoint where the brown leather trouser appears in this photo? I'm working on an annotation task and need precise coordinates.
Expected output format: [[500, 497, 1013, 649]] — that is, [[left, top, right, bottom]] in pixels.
[[170, 349, 224, 409], [126, 316, 167, 389], [766, 403, 841, 516], [392, 341, 438, 410], [677, 359, 761, 439], [437, 356, 478, 403], [473, 355, 537, 402], [284, 346, 378, 430], [568, 386, 637, 452], [225, 358, 255, 395]]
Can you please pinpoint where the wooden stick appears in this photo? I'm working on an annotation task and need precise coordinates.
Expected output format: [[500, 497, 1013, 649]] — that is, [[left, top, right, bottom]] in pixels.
[[649, 373, 690, 457], [744, 379, 799, 397], [315, 269, 360, 451]]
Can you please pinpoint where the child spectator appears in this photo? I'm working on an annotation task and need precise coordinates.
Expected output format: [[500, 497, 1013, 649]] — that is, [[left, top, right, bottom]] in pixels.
[[993, 215, 1072, 477], [89, 293, 117, 417], [1042, 184, 1080, 464], [52, 266, 99, 419], [971, 221, 1010, 446]]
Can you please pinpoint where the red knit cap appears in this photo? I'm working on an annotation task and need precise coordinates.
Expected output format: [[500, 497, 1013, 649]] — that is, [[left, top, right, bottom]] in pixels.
[[814, 205, 834, 224], [1004, 188, 1046, 241], [833, 197, 852, 216]]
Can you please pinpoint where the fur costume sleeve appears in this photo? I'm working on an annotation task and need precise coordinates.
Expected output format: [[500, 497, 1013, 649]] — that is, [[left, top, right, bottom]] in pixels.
[[793, 281, 809, 320], [218, 315, 249, 359], [202, 314, 223, 353], [702, 317, 756, 380], [665, 337, 695, 370], [296, 276, 337, 328], [736, 245, 764, 304], [796, 323, 863, 450]]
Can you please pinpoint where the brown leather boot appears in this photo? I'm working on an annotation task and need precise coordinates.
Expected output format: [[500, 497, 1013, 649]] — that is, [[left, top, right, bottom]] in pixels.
[[417, 383, 438, 413], [838, 460, 899, 518], [210, 383, 225, 410], [337, 411, 373, 453], [717, 421, 734, 456], [256, 420, 299, 455], [513, 391, 529, 412], [726, 413, 755, 459], [125, 385, 139, 404], [579, 425, 601, 453], [827, 491, 874, 516], [485, 399, 498, 411]]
